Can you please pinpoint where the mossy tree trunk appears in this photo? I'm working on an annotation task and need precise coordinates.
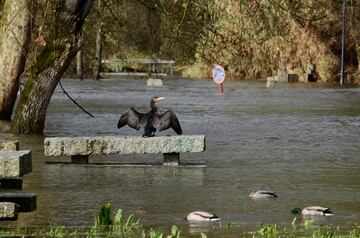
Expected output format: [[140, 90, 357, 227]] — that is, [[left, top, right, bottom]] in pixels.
[[0, 0, 34, 120], [10, 0, 94, 134]]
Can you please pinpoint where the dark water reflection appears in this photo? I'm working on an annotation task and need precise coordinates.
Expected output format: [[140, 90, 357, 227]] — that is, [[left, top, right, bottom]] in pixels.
[[1, 78, 360, 236]]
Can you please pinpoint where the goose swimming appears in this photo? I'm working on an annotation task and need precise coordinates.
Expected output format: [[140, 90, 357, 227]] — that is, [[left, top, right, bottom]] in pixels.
[[291, 206, 334, 216], [117, 96, 182, 137]]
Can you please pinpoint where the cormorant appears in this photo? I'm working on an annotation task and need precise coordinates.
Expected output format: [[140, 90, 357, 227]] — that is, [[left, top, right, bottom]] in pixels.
[[117, 96, 182, 137]]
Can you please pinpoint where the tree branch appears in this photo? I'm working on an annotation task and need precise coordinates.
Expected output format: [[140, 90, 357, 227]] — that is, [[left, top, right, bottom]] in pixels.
[[58, 80, 95, 117]]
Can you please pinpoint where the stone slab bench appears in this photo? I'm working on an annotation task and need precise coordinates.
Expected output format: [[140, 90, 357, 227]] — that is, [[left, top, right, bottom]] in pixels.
[[0, 202, 20, 220], [0, 193, 37, 213], [0, 140, 19, 151], [44, 135, 205, 166], [0, 151, 32, 189]]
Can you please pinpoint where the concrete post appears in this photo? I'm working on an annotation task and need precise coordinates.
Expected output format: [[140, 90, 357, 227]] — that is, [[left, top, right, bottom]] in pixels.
[[70, 155, 89, 164], [0, 193, 37, 212], [163, 153, 180, 166], [0, 179, 22, 190]]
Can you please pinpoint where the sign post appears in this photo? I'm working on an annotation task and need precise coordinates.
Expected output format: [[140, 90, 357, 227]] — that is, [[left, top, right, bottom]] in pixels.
[[212, 65, 225, 93]]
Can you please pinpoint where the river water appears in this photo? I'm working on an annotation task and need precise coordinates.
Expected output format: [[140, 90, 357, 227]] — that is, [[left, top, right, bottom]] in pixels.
[[1, 78, 360, 236]]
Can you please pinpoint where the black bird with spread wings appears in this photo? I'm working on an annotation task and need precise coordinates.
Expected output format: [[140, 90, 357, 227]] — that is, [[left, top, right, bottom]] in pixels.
[[117, 96, 183, 137]]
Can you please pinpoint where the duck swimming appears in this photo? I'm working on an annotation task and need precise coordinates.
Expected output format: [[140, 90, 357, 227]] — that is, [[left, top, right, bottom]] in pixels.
[[291, 206, 334, 216], [186, 211, 220, 222], [248, 190, 278, 199]]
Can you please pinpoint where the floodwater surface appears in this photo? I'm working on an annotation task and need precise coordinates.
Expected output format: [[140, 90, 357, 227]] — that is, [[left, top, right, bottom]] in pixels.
[[1, 78, 360, 236]]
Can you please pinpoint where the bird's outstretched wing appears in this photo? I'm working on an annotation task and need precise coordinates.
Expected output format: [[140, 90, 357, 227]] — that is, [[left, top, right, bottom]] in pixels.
[[155, 110, 183, 135], [117, 107, 145, 130]]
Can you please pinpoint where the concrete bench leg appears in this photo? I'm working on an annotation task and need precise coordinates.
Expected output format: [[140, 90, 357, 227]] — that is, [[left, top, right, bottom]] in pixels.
[[0, 179, 23, 189], [163, 153, 180, 166], [71, 155, 89, 164]]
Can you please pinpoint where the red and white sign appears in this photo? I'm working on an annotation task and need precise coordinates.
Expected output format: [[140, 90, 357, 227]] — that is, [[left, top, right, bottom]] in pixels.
[[212, 65, 226, 85]]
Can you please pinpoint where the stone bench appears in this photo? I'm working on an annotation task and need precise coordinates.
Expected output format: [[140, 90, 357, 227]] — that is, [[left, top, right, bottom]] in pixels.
[[0, 193, 37, 213], [0, 202, 20, 221], [44, 135, 205, 166], [0, 151, 32, 189], [0, 140, 19, 151]]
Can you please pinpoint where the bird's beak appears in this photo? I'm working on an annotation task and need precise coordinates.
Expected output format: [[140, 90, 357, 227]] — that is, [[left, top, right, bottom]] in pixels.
[[155, 97, 165, 102]]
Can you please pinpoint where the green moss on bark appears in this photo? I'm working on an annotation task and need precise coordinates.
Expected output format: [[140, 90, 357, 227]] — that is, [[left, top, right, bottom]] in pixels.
[[10, 0, 94, 134], [31, 43, 65, 75]]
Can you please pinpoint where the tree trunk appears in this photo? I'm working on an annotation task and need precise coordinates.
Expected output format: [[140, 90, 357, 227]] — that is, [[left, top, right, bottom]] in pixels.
[[10, 0, 94, 134], [0, 0, 34, 120], [0, 1, 4, 13], [76, 32, 84, 80], [358, 44, 360, 72], [93, 0, 104, 80], [288, 1, 359, 83]]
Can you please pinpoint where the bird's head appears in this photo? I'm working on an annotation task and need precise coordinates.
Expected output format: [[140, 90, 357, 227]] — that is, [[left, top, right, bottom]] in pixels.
[[291, 208, 302, 214], [152, 96, 165, 103], [150, 96, 164, 110]]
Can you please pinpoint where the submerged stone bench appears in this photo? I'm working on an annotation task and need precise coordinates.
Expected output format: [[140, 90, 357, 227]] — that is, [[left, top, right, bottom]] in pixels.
[[44, 135, 205, 166], [0, 193, 37, 213], [0, 202, 20, 221], [0, 140, 19, 151], [0, 151, 32, 189]]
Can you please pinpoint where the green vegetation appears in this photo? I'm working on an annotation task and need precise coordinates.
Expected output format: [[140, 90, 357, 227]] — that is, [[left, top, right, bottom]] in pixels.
[[0, 203, 182, 237], [0, 204, 359, 237], [68, 0, 360, 83], [253, 219, 360, 238]]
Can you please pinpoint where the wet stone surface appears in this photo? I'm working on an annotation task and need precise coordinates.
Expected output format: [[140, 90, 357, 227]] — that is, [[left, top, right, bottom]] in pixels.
[[0, 140, 19, 151], [0, 202, 19, 221], [44, 135, 205, 156]]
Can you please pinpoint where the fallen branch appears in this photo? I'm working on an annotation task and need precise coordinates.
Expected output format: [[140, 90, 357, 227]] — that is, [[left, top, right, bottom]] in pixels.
[[58, 80, 95, 117]]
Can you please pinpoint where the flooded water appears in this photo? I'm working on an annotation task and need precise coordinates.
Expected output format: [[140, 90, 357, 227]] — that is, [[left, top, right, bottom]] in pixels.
[[1, 77, 360, 236]]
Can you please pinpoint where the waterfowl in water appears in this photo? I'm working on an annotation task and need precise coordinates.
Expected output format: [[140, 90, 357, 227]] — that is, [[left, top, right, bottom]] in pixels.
[[248, 190, 278, 199], [186, 211, 220, 222], [291, 206, 334, 216], [117, 96, 182, 137]]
